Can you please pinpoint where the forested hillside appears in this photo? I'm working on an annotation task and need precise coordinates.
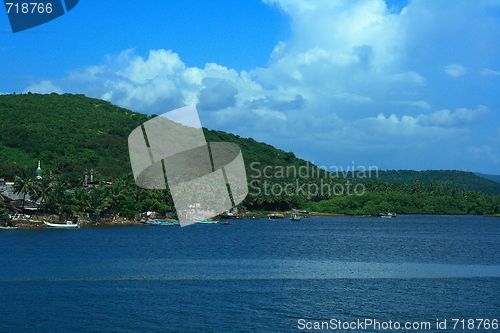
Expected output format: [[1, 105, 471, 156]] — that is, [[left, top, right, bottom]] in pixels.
[[0, 93, 149, 182], [474, 172, 500, 184], [0, 93, 310, 183], [359, 170, 500, 195]]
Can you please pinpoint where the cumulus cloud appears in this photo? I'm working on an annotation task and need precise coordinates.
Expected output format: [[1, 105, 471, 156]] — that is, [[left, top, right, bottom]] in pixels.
[[197, 79, 238, 111], [52, 49, 255, 115], [116, 49, 185, 84], [444, 64, 466, 77], [417, 106, 490, 127], [24, 80, 63, 94]]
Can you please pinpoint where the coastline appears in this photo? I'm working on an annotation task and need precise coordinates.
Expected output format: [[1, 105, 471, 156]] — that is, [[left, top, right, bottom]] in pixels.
[[7, 217, 143, 229], [6, 212, 499, 229], [4, 212, 354, 228]]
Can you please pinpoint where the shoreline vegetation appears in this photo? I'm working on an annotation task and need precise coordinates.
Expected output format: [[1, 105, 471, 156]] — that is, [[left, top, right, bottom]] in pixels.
[[1, 94, 500, 223]]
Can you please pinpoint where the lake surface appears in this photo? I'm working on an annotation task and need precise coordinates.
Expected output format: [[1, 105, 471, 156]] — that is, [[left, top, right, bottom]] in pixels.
[[1, 215, 499, 332]]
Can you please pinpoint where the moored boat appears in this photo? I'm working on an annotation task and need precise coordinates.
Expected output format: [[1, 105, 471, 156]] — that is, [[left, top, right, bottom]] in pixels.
[[44, 221, 80, 228], [195, 220, 219, 224], [140, 220, 179, 225], [267, 213, 284, 219]]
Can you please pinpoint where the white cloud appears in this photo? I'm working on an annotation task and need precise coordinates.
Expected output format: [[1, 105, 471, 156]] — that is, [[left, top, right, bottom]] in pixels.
[[444, 64, 466, 77], [252, 107, 287, 121], [54, 49, 257, 115], [23, 80, 63, 94], [417, 106, 490, 127], [480, 68, 500, 76], [117, 49, 185, 84], [198, 79, 238, 111]]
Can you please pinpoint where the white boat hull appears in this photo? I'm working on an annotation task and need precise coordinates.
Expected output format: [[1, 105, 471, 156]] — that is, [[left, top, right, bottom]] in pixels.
[[44, 221, 80, 228]]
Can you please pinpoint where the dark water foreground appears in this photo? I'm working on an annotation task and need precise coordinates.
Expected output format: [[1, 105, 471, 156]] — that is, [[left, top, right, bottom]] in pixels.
[[1, 215, 499, 332]]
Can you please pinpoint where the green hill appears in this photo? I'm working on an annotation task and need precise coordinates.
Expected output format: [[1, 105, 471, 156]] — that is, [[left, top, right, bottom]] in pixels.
[[474, 172, 500, 184], [0, 93, 312, 183], [365, 170, 500, 196]]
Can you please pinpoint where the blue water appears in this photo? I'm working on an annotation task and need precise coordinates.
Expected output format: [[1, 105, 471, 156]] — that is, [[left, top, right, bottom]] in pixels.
[[1, 215, 499, 332]]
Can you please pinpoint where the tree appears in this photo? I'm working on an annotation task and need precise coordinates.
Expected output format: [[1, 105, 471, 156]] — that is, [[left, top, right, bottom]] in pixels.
[[116, 199, 139, 218], [47, 180, 72, 214], [13, 166, 39, 212], [83, 185, 110, 213]]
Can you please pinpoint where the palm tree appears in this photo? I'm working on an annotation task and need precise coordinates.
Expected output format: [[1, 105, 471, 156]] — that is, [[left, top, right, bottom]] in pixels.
[[13, 166, 38, 213], [73, 186, 89, 213], [31, 177, 55, 213], [106, 179, 130, 213], [48, 180, 72, 214], [84, 185, 110, 213]]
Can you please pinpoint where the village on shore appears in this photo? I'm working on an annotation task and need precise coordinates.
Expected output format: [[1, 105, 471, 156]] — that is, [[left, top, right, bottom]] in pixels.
[[2, 209, 351, 229]]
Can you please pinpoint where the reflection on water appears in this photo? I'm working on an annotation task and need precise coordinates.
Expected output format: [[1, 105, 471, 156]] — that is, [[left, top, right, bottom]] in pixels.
[[1, 215, 499, 281], [2, 259, 500, 281]]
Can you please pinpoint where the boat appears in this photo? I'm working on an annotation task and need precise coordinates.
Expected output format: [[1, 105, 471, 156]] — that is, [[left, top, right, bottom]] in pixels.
[[291, 215, 302, 221], [44, 221, 80, 228], [219, 221, 233, 225], [267, 213, 284, 219], [140, 220, 179, 225], [157, 220, 179, 225], [380, 212, 397, 218], [195, 220, 218, 224], [0, 226, 19, 229]]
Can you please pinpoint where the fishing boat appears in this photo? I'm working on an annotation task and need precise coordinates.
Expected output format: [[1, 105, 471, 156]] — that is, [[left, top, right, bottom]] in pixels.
[[140, 220, 179, 225], [195, 220, 218, 224], [140, 220, 158, 225], [157, 220, 179, 225], [291, 215, 302, 221], [219, 221, 233, 225], [44, 221, 80, 228], [380, 212, 397, 218], [0, 226, 19, 229], [267, 213, 284, 219]]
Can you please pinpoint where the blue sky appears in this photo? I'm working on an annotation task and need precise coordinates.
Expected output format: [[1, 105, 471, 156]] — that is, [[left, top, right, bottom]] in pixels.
[[2, 0, 500, 174]]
